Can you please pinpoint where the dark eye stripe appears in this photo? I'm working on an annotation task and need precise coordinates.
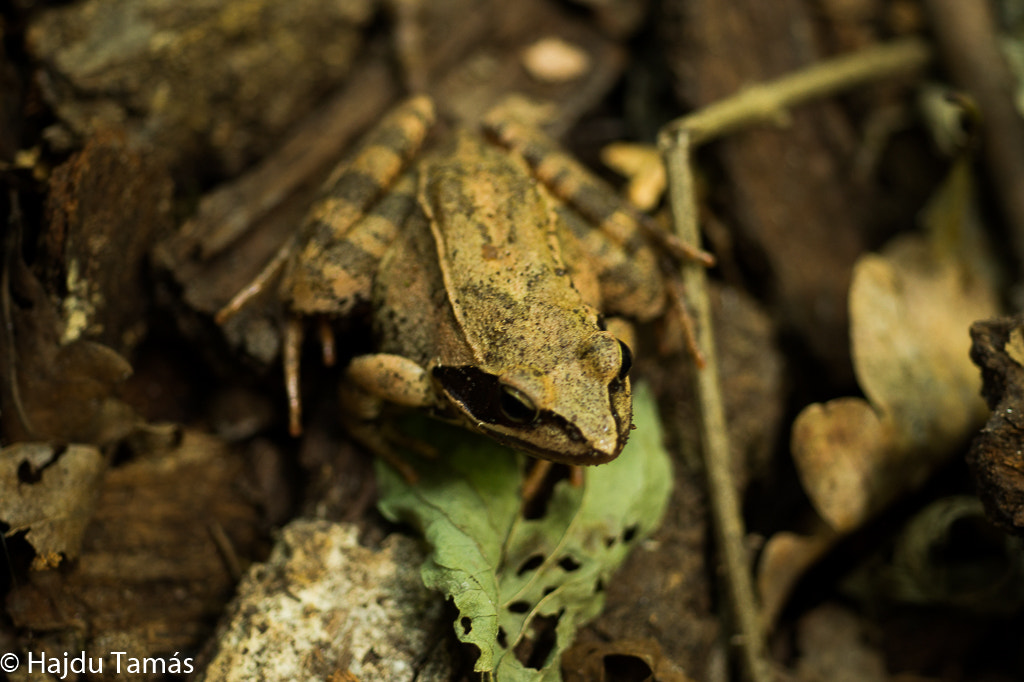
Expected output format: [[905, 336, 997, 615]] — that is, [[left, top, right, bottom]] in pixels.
[[433, 365, 538, 428]]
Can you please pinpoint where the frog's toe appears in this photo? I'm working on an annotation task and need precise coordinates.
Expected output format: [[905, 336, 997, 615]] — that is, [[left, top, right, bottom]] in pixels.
[[343, 419, 435, 483]]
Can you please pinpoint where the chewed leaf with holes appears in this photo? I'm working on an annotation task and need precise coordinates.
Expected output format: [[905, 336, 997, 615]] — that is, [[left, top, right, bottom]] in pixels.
[[376, 383, 672, 679], [375, 421, 521, 672], [0, 443, 106, 570]]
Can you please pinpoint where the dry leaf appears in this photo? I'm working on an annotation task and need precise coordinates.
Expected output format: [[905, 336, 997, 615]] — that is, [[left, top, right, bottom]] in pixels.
[[969, 313, 1024, 534], [6, 430, 266, 659], [1, 247, 137, 446], [562, 639, 694, 682], [791, 159, 999, 532], [0, 443, 106, 570], [757, 529, 837, 628], [600, 143, 666, 211]]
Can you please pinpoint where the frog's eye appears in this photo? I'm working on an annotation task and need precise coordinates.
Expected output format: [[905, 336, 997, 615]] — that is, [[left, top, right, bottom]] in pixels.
[[498, 384, 539, 424], [434, 366, 544, 427], [617, 340, 633, 380]]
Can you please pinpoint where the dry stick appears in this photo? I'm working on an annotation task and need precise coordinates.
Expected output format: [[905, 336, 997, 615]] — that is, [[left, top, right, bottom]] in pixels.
[[662, 131, 771, 682], [658, 37, 933, 682], [179, 59, 400, 260], [663, 37, 933, 146]]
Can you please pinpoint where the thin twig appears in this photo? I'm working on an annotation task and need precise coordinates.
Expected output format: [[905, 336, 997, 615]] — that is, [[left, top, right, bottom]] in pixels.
[[3, 191, 35, 437], [657, 38, 934, 682], [661, 37, 932, 146], [661, 130, 772, 682], [179, 60, 400, 261], [208, 521, 243, 581]]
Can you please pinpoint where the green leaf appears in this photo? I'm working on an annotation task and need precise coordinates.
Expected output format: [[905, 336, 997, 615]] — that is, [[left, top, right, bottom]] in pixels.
[[375, 422, 521, 672], [376, 383, 672, 680]]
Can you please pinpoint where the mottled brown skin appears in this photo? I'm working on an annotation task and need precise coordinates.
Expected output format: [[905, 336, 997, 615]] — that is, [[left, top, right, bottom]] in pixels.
[[271, 95, 700, 465], [372, 131, 632, 463]]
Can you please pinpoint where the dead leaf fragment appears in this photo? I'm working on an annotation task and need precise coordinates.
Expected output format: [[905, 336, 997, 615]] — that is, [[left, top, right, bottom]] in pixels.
[[968, 313, 1024, 534], [0, 443, 106, 570], [792, 160, 999, 532], [851, 245, 991, 452], [601, 142, 666, 211], [521, 37, 591, 82], [27, 0, 375, 173], [1005, 326, 1024, 367], [6, 430, 266, 659], [42, 130, 173, 354], [562, 638, 695, 682], [757, 528, 838, 628], [841, 495, 1024, 611], [1, 248, 137, 445]]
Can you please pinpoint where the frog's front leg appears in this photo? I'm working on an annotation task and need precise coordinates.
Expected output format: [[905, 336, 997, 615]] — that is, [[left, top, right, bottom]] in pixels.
[[344, 354, 438, 416], [339, 353, 441, 480]]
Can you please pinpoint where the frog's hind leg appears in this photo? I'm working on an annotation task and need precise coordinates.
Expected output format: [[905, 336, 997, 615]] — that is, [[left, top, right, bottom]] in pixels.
[[482, 105, 714, 267], [284, 172, 422, 436], [216, 96, 435, 324], [280, 99, 433, 436], [213, 96, 435, 437], [284, 96, 435, 316]]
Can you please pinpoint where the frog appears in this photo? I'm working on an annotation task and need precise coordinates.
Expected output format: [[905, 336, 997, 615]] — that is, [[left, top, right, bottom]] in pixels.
[[217, 95, 712, 470]]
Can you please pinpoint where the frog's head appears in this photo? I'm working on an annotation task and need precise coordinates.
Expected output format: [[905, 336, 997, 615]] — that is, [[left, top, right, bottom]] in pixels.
[[432, 331, 633, 464]]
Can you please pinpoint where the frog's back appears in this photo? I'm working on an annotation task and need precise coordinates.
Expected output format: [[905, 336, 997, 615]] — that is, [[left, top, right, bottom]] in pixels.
[[411, 130, 633, 463], [419, 131, 602, 372]]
